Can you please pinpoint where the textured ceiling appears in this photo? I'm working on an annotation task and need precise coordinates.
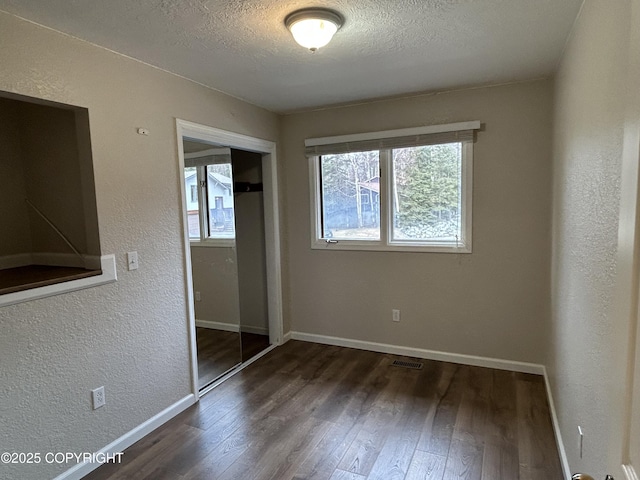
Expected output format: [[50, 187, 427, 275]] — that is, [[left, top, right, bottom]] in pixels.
[[0, 0, 583, 113]]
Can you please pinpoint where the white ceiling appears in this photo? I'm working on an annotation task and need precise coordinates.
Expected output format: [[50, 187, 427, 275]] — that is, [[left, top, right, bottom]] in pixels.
[[0, 0, 583, 113]]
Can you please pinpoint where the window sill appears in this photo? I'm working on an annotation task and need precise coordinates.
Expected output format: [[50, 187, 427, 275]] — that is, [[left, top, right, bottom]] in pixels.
[[0, 254, 117, 308], [190, 239, 236, 248], [311, 240, 471, 253]]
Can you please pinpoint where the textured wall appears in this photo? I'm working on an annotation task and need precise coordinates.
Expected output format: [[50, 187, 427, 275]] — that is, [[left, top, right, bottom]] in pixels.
[[0, 11, 279, 480], [549, 0, 635, 477], [281, 80, 553, 364], [233, 150, 269, 334]]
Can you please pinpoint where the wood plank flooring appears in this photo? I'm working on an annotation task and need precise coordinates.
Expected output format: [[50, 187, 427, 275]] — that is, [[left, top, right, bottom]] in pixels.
[[83, 340, 563, 480], [241, 332, 271, 362], [196, 328, 241, 388], [197, 329, 271, 388]]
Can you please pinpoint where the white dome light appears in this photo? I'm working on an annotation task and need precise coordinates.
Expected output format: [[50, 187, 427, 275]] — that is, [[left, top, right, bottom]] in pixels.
[[285, 8, 343, 52]]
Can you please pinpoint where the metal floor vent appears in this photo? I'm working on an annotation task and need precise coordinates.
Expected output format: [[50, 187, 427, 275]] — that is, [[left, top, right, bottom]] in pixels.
[[390, 359, 424, 370]]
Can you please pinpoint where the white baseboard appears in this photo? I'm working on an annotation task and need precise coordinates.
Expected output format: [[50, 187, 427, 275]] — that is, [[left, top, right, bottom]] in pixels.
[[195, 319, 240, 332], [289, 331, 545, 375], [195, 321, 268, 336], [53, 394, 196, 480], [199, 343, 278, 397], [624, 464, 639, 480], [542, 368, 571, 479], [289, 331, 570, 477], [50, 332, 567, 480], [240, 325, 269, 335], [0, 253, 33, 269]]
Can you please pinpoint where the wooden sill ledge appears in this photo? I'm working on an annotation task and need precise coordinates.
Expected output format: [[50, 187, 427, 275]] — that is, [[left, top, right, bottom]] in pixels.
[[0, 265, 102, 296]]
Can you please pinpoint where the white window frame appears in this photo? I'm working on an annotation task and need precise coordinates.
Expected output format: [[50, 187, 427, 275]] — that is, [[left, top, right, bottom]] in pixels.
[[185, 151, 236, 248], [307, 121, 478, 253]]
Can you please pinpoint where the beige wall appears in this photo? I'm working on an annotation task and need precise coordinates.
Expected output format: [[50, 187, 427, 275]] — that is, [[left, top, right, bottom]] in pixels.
[[190, 245, 241, 327], [550, 0, 640, 477], [0, 11, 279, 480], [282, 80, 553, 363], [74, 107, 102, 258], [233, 150, 270, 335], [0, 98, 32, 259], [18, 101, 90, 256]]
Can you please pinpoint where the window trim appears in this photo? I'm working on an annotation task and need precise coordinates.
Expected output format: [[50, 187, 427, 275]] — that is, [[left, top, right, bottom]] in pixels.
[[308, 123, 477, 253], [187, 163, 236, 248], [190, 238, 236, 248]]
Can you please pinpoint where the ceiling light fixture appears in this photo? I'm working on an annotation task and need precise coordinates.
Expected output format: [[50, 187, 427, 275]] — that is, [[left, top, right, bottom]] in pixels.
[[285, 8, 343, 52]]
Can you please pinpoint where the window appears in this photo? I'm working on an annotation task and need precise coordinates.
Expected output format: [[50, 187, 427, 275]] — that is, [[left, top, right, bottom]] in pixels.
[[185, 160, 236, 244], [320, 150, 380, 240], [308, 121, 479, 252]]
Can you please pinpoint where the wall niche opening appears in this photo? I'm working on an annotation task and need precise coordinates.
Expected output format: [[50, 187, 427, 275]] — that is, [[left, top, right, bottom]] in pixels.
[[0, 91, 102, 296]]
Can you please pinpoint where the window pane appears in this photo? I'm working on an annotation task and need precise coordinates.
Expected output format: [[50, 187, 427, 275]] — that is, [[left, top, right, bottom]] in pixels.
[[392, 143, 462, 242], [184, 167, 201, 239], [320, 151, 380, 240], [206, 163, 235, 239]]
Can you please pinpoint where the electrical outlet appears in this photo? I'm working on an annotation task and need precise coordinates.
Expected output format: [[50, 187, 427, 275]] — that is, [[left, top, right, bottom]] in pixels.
[[92, 386, 106, 410], [392, 309, 401, 322], [195, 291, 201, 302]]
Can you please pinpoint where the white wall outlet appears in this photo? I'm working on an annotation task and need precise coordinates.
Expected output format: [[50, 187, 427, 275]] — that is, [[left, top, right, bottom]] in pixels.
[[127, 251, 139, 271], [92, 386, 106, 410], [392, 309, 401, 322], [195, 291, 201, 302]]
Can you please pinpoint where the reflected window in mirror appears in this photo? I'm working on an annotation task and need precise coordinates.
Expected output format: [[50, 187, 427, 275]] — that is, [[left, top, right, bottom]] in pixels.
[[184, 147, 236, 246]]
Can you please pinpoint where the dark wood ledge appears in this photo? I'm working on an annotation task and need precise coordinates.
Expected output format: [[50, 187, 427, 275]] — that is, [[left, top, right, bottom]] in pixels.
[[0, 265, 102, 296]]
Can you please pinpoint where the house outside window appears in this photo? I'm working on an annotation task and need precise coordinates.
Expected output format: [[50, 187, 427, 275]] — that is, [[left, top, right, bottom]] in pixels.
[[184, 163, 235, 243]]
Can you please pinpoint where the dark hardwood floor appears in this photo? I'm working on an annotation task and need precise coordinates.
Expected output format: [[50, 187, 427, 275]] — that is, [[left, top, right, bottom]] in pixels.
[[196, 328, 241, 388], [197, 329, 272, 388], [241, 332, 271, 362], [84, 340, 563, 480]]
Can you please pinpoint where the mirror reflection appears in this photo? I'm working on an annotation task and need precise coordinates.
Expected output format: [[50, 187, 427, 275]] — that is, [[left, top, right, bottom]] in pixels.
[[182, 139, 271, 390]]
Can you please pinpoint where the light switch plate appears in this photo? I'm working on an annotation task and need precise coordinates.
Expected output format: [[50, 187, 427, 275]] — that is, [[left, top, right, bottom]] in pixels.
[[127, 251, 139, 271]]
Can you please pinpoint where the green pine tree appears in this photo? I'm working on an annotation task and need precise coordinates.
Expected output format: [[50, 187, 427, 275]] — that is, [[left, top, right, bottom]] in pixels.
[[395, 144, 461, 238]]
